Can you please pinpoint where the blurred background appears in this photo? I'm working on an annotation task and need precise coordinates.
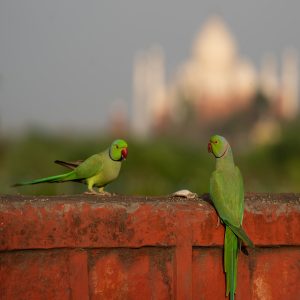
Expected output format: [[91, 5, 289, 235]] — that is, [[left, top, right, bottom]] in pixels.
[[1, 1, 300, 196]]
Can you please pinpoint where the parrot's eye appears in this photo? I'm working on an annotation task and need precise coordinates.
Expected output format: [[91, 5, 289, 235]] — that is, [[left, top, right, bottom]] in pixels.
[[116, 145, 119, 149]]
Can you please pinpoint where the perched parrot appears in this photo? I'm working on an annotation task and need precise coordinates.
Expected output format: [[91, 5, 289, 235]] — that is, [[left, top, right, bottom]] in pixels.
[[13, 139, 128, 195], [208, 135, 254, 300]]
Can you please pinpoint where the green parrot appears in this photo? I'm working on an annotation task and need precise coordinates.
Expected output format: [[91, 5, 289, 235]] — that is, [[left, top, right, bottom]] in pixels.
[[208, 135, 254, 300], [13, 139, 128, 195]]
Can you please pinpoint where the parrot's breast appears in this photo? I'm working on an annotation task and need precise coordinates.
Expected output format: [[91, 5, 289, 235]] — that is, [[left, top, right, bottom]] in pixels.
[[93, 159, 122, 187]]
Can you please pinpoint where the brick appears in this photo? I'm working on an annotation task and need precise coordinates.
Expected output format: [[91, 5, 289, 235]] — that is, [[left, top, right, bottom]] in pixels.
[[0, 250, 71, 300], [69, 250, 89, 300], [88, 247, 174, 300], [250, 248, 300, 300]]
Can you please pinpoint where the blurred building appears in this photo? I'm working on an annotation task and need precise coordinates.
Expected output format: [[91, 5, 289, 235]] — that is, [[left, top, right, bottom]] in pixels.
[[279, 49, 299, 119], [260, 50, 299, 119], [131, 46, 167, 137], [131, 16, 299, 138], [176, 16, 256, 123]]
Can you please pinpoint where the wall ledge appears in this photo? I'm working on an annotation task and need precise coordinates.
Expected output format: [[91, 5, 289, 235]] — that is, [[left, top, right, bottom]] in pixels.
[[1, 192, 299, 250]]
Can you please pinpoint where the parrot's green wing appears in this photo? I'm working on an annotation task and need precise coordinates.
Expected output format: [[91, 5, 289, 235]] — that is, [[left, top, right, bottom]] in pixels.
[[72, 153, 104, 180], [210, 166, 244, 227], [210, 166, 253, 247], [210, 167, 254, 247]]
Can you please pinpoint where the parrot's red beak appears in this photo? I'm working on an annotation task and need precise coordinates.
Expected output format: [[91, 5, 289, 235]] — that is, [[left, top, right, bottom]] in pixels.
[[121, 148, 128, 160], [208, 142, 212, 153]]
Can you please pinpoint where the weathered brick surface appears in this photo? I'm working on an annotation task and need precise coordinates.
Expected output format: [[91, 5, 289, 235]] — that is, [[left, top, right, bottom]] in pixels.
[[250, 247, 300, 300], [0, 250, 73, 299], [0, 193, 299, 299], [88, 248, 173, 300]]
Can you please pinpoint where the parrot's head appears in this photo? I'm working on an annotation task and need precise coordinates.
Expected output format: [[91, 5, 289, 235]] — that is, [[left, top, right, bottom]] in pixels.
[[208, 135, 230, 158], [110, 139, 128, 161]]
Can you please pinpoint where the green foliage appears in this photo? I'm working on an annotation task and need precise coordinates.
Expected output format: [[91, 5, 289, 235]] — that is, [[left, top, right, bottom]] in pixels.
[[1, 123, 300, 196], [239, 119, 300, 192]]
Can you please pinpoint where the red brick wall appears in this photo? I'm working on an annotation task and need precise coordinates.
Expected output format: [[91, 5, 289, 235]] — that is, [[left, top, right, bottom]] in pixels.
[[0, 193, 299, 299]]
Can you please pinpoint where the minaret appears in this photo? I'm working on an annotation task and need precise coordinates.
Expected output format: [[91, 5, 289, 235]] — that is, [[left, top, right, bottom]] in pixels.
[[149, 47, 168, 128], [131, 46, 166, 137], [132, 51, 150, 137], [260, 54, 279, 103], [280, 49, 299, 119]]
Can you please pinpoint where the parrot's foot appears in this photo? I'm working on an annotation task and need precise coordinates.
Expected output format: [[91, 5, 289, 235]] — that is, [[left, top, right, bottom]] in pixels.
[[99, 191, 112, 196], [84, 191, 99, 196], [241, 246, 249, 256], [171, 189, 198, 199], [84, 190, 112, 196]]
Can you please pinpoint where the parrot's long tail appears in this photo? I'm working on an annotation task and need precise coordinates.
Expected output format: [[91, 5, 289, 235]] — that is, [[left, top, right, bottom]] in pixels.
[[13, 171, 76, 187], [224, 226, 238, 300]]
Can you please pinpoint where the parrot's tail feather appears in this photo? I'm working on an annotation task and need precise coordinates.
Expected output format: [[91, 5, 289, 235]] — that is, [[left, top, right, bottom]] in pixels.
[[224, 221, 254, 248], [224, 226, 238, 299], [13, 171, 76, 187]]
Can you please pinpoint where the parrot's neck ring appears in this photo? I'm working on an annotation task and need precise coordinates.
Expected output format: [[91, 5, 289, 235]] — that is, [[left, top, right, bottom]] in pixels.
[[215, 144, 229, 159]]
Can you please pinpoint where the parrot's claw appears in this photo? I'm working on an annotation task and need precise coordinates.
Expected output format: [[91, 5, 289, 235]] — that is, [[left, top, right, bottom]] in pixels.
[[171, 189, 198, 199], [99, 191, 112, 196], [84, 191, 112, 196], [84, 191, 99, 196]]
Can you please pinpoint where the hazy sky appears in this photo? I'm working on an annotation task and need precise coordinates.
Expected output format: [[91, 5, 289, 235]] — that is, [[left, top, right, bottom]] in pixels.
[[1, 1, 299, 133]]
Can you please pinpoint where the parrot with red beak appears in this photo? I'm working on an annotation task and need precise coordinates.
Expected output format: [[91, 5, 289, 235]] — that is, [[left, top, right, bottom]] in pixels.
[[14, 139, 128, 195], [208, 135, 253, 300]]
